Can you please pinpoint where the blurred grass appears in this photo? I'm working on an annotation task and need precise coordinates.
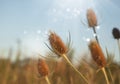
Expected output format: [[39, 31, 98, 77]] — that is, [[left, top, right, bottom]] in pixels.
[[0, 46, 120, 84]]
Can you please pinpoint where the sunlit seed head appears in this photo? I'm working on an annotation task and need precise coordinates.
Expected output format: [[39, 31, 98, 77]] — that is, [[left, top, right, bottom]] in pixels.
[[48, 31, 67, 56], [38, 59, 49, 77], [88, 40, 106, 68], [87, 8, 97, 27]]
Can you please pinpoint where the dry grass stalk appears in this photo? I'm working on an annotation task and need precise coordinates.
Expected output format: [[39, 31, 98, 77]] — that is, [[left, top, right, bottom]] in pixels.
[[2, 61, 11, 84], [62, 54, 88, 84], [88, 40, 110, 84], [37, 59, 51, 84], [2, 48, 12, 84], [49, 32, 67, 56], [48, 31, 88, 84], [87, 8, 97, 28]]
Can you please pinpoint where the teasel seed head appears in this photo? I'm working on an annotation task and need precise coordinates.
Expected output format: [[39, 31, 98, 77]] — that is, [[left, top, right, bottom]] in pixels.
[[87, 8, 97, 27], [88, 40, 106, 68], [37, 59, 49, 77], [48, 31, 67, 56], [112, 28, 120, 40]]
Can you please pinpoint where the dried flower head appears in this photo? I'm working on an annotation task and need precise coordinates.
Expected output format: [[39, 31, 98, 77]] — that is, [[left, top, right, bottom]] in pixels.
[[37, 59, 49, 77], [112, 28, 120, 39], [87, 8, 97, 27], [48, 32, 67, 56], [89, 40, 106, 68]]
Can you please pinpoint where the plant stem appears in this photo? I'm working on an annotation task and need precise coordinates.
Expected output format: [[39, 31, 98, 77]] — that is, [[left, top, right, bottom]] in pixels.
[[62, 54, 89, 84], [93, 27, 99, 44], [45, 76, 51, 84], [117, 40, 120, 84], [107, 68, 114, 84], [101, 67, 110, 84], [117, 39, 120, 62]]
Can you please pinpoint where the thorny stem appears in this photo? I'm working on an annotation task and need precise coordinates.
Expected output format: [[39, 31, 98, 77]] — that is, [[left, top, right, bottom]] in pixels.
[[45, 76, 51, 84], [101, 67, 110, 84], [62, 54, 89, 84], [93, 27, 99, 45]]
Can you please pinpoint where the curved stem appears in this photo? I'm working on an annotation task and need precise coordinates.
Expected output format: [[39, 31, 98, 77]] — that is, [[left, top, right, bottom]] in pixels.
[[45, 76, 51, 84], [101, 67, 110, 84], [62, 54, 89, 84]]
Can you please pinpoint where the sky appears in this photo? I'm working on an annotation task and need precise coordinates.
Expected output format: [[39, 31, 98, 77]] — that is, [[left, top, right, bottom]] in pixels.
[[0, 0, 120, 61]]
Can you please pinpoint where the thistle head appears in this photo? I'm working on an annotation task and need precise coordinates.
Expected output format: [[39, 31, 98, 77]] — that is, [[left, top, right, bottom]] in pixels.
[[48, 31, 67, 56], [37, 59, 49, 77], [88, 40, 106, 68], [87, 8, 97, 27], [112, 28, 120, 40]]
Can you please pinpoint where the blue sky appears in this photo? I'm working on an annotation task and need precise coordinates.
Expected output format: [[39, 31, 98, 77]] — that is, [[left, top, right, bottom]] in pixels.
[[0, 0, 120, 61]]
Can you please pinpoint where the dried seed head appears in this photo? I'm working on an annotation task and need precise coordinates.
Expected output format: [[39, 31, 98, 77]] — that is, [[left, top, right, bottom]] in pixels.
[[88, 40, 106, 68], [37, 59, 49, 77], [87, 8, 97, 27], [112, 28, 120, 39], [48, 32, 67, 56]]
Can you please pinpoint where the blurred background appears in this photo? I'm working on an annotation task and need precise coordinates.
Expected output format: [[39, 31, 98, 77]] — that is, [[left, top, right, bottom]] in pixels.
[[0, 0, 120, 84]]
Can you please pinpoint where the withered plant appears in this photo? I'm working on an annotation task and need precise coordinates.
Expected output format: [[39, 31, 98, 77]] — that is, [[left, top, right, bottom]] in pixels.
[[88, 40, 110, 84], [47, 31, 89, 84]]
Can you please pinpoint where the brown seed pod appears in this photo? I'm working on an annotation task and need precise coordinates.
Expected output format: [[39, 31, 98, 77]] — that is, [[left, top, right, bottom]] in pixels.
[[88, 40, 106, 68], [87, 8, 97, 27], [37, 59, 49, 77], [112, 28, 120, 39], [48, 32, 67, 56]]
